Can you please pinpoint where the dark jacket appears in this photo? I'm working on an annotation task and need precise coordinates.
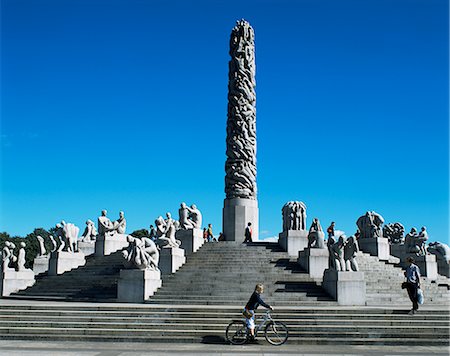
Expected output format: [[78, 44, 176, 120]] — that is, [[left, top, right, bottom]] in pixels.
[[245, 291, 270, 311]]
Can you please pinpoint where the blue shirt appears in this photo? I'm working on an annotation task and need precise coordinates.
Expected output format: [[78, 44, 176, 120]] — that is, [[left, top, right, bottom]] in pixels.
[[245, 291, 270, 311], [406, 263, 421, 284]]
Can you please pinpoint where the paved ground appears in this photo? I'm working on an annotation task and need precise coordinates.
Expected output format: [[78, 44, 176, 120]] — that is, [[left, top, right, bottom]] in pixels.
[[0, 340, 448, 356]]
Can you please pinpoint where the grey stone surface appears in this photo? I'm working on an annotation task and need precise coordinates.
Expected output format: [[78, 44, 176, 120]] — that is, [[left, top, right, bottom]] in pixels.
[[117, 269, 162, 303], [159, 247, 186, 274], [175, 228, 204, 256], [0, 269, 35, 296], [322, 269, 366, 305], [223, 197, 259, 242], [48, 251, 86, 275], [428, 242, 450, 277], [278, 229, 308, 256], [77, 241, 95, 256], [358, 236, 390, 261], [298, 247, 329, 279], [32, 255, 49, 276], [94, 233, 129, 256]]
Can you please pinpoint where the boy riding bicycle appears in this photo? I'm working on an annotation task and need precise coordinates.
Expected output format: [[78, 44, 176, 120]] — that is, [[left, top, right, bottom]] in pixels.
[[243, 283, 274, 341]]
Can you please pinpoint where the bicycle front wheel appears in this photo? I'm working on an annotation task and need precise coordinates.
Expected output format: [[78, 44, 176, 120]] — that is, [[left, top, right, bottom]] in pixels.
[[226, 320, 247, 345], [264, 321, 288, 345]]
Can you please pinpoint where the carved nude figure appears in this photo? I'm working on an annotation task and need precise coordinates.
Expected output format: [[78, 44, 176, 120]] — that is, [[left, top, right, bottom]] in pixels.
[[17, 242, 27, 271], [36, 235, 46, 256], [81, 220, 98, 242], [187, 204, 202, 229], [2, 241, 16, 271], [49, 235, 58, 252], [123, 236, 160, 270], [98, 210, 115, 238], [331, 235, 346, 271], [179, 203, 195, 229], [307, 218, 325, 249], [63, 222, 80, 253], [115, 211, 127, 234], [344, 235, 359, 271]]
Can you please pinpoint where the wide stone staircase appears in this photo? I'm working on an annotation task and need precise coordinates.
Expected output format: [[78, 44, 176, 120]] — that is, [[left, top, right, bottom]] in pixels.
[[1, 240, 449, 345], [10, 250, 125, 301]]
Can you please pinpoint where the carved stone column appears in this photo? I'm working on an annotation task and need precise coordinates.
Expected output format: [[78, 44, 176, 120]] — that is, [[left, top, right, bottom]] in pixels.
[[223, 20, 259, 242]]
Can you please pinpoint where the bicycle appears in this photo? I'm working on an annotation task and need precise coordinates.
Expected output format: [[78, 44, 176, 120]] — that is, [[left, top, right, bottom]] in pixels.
[[225, 310, 289, 346]]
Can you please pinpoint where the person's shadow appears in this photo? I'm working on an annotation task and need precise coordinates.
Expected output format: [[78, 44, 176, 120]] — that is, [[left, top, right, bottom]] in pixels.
[[201, 335, 228, 344]]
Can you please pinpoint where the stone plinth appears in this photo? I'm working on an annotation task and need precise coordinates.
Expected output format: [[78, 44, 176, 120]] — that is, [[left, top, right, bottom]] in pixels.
[[322, 269, 366, 306], [437, 261, 450, 278], [390, 244, 405, 261], [95, 233, 129, 256], [298, 248, 329, 280], [48, 251, 86, 275], [175, 229, 204, 256], [117, 269, 162, 303], [159, 247, 186, 274], [78, 241, 95, 256], [223, 198, 258, 242], [358, 237, 390, 261], [413, 255, 438, 280], [0, 269, 35, 296], [278, 230, 308, 257], [33, 255, 50, 276]]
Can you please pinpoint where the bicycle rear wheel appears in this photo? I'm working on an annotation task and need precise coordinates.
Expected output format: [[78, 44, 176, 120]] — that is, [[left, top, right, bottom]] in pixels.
[[264, 321, 288, 345], [226, 320, 247, 345]]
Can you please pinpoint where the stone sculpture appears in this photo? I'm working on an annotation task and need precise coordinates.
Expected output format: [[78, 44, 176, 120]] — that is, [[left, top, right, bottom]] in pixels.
[[122, 236, 160, 271], [356, 211, 384, 239], [327, 235, 336, 269], [49, 235, 58, 252], [383, 222, 405, 244], [57, 235, 65, 252], [2, 241, 16, 271], [225, 20, 257, 200], [307, 218, 325, 249], [98, 210, 115, 238], [344, 235, 359, 271], [155, 213, 181, 248], [115, 211, 127, 234], [179, 203, 195, 229], [330, 235, 346, 271], [17, 242, 27, 271], [282, 201, 307, 231], [62, 222, 80, 253], [428, 241, 450, 262], [36, 235, 47, 256], [179, 203, 202, 230], [405, 227, 427, 256], [81, 220, 98, 242]]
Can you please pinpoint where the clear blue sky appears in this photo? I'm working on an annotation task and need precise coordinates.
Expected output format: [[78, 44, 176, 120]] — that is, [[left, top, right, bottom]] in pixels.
[[1, 0, 448, 243]]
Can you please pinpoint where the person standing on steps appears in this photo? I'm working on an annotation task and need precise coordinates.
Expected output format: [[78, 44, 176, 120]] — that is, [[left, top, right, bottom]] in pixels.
[[203, 227, 208, 242], [404, 256, 421, 315], [243, 284, 273, 342], [207, 223, 216, 242], [243, 222, 253, 243], [327, 221, 335, 238]]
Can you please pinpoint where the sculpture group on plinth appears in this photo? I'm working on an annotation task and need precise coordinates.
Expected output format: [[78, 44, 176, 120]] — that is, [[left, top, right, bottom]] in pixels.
[[223, 19, 259, 242], [1, 241, 35, 296], [49, 220, 86, 276], [356, 211, 390, 261], [176, 203, 205, 256], [118, 236, 162, 303], [155, 213, 181, 249], [81, 219, 98, 242], [279, 201, 309, 256], [33, 235, 51, 275], [383, 222, 405, 244], [95, 210, 130, 256], [428, 242, 450, 277], [298, 218, 328, 279]]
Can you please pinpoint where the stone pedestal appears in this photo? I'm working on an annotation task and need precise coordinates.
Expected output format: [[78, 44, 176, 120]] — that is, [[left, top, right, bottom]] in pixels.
[[33, 255, 50, 276], [0, 269, 35, 296], [437, 261, 450, 278], [413, 255, 438, 280], [78, 241, 95, 256], [117, 269, 162, 303], [358, 237, 390, 261], [159, 247, 186, 274], [390, 243, 405, 261], [175, 229, 204, 256], [48, 251, 86, 275], [298, 248, 329, 280], [278, 230, 308, 257], [322, 269, 366, 306], [95, 233, 129, 256], [223, 198, 258, 242]]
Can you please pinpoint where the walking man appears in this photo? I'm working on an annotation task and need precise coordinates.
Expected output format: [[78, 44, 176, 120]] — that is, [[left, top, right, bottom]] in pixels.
[[244, 222, 253, 243]]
